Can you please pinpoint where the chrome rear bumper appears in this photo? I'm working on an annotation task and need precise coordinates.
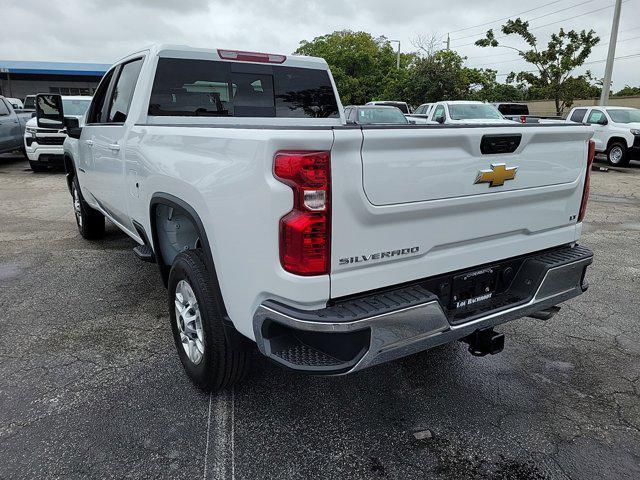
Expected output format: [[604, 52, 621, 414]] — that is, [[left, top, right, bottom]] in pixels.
[[253, 245, 592, 374]]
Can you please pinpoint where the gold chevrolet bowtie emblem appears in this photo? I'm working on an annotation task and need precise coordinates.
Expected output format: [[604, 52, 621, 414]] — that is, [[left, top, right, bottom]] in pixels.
[[475, 163, 518, 187]]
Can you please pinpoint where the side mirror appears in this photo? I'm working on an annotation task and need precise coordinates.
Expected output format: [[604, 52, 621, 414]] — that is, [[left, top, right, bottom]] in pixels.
[[408, 119, 416, 124], [436, 115, 445, 124], [598, 118, 608, 126], [36, 94, 64, 129], [64, 116, 82, 139]]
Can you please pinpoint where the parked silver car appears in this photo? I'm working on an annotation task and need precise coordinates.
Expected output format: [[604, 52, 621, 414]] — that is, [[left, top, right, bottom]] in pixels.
[[0, 96, 32, 155]]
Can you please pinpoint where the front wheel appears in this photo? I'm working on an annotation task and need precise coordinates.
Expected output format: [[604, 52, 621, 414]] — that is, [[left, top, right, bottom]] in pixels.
[[71, 175, 105, 239], [607, 141, 630, 167], [168, 250, 250, 390]]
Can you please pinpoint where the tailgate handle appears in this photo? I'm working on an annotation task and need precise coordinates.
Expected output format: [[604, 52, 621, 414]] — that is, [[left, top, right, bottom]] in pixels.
[[480, 134, 521, 155]]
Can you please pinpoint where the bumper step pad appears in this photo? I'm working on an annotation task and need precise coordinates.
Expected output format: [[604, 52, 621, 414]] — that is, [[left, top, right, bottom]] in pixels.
[[255, 244, 593, 374], [263, 284, 438, 324]]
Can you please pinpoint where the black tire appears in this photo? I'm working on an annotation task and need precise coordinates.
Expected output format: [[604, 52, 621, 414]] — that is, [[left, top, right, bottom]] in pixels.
[[607, 141, 630, 167], [29, 161, 47, 172], [168, 250, 250, 391], [71, 175, 105, 239]]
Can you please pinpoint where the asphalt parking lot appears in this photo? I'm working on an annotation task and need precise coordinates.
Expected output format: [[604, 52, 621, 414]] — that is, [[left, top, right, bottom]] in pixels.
[[0, 153, 639, 480]]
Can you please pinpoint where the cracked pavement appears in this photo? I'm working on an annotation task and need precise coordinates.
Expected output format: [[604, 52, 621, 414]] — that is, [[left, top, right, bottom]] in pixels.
[[0, 154, 638, 479]]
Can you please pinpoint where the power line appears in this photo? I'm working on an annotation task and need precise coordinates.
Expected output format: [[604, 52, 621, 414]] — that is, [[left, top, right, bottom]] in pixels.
[[451, 0, 596, 41], [466, 35, 640, 67], [464, 25, 640, 59], [492, 52, 640, 76], [447, 0, 566, 34], [454, 1, 627, 48]]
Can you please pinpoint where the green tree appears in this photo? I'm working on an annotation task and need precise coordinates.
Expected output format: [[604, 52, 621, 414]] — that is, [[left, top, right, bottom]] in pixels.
[[613, 85, 640, 97], [381, 50, 494, 105], [475, 19, 600, 115], [294, 30, 405, 105], [468, 69, 527, 102]]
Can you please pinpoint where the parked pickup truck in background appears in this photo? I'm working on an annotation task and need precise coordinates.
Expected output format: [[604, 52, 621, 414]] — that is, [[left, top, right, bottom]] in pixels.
[[405, 102, 433, 122], [0, 95, 32, 156], [366, 100, 411, 114], [24, 95, 92, 171], [493, 102, 563, 124], [38, 44, 594, 391], [566, 105, 640, 166]]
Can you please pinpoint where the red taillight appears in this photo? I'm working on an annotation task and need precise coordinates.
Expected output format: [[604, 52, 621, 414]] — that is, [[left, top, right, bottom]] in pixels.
[[578, 139, 595, 222], [274, 151, 331, 275], [217, 49, 286, 64], [520, 115, 527, 124]]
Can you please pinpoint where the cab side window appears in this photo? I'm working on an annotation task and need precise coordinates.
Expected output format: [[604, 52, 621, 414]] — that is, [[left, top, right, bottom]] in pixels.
[[570, 108, 587, 123], [0, 99, 9, 116], [107, 58, 144, 123], [433, 104, 445, 120], [87, 69, 115, 124], [586, 109, 605, 125]]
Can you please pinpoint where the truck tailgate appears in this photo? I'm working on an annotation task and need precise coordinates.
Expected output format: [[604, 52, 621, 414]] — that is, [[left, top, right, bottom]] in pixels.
[[361, 126, 586, 205], [329, 125, 593, 298]]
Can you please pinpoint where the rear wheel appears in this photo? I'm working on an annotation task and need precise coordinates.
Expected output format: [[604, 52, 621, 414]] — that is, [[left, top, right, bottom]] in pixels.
[[168, 250, 250, 390], [607, 141, 630, 166], [71, 175, 105, 239]]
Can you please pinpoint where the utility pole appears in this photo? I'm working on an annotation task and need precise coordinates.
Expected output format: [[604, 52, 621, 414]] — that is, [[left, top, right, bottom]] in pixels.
[[390, 40, 401, 69], [445, 33, 450, 51], [600, 0, 623, 105]]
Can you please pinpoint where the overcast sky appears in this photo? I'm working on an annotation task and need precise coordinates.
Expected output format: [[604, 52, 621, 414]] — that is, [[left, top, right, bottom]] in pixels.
[[2, 0, 639, 91]]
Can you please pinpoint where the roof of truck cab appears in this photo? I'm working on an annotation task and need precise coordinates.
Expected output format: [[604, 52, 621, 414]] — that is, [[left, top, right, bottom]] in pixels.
[[118, 44, 329, 69], [440, 101, 486, 105]]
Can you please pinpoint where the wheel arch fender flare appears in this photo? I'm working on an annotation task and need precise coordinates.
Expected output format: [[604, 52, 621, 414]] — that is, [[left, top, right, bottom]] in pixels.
[[149, 193, 250, 346], [606, 136, 629, 150], [63, 153, 76, 194]]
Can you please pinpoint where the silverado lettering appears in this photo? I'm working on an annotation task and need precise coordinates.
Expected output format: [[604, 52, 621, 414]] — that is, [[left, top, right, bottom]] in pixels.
[[339, 246, 420, 265]]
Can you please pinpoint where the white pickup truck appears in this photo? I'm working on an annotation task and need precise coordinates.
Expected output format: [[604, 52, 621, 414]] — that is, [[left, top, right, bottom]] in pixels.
[[37, 44, 594, 391], [566, 106, 640, 166]]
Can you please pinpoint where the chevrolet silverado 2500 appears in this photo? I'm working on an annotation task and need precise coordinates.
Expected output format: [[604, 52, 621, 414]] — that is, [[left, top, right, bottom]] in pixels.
[[37, 45, 594, 390], [24, 96, 92, 171]]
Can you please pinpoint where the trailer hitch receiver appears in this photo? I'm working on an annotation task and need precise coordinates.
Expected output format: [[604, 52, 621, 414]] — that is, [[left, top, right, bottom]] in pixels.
[[463, 328, 505, 356]]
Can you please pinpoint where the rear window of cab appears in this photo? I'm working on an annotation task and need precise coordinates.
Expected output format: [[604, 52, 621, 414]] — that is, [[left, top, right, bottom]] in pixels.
[[148, 58, 339, 118]]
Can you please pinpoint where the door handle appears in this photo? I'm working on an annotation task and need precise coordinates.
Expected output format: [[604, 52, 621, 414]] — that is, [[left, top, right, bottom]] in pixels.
[[108, 143, 120, 152], [85, 140, 94, 147]]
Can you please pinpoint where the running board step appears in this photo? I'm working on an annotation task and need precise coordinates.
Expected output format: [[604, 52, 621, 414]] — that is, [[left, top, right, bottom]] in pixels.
[[133, 245, 156, 263]]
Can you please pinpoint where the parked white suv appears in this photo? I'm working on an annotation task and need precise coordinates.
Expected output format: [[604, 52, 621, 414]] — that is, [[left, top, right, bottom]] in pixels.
[[36, 44, 594, 391], [566, 106, 640, 166], [24, 96, 91, 171]]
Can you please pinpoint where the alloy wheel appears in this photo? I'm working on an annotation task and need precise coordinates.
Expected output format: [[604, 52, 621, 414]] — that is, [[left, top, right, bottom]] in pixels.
[[174, 280, 205, 365]]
